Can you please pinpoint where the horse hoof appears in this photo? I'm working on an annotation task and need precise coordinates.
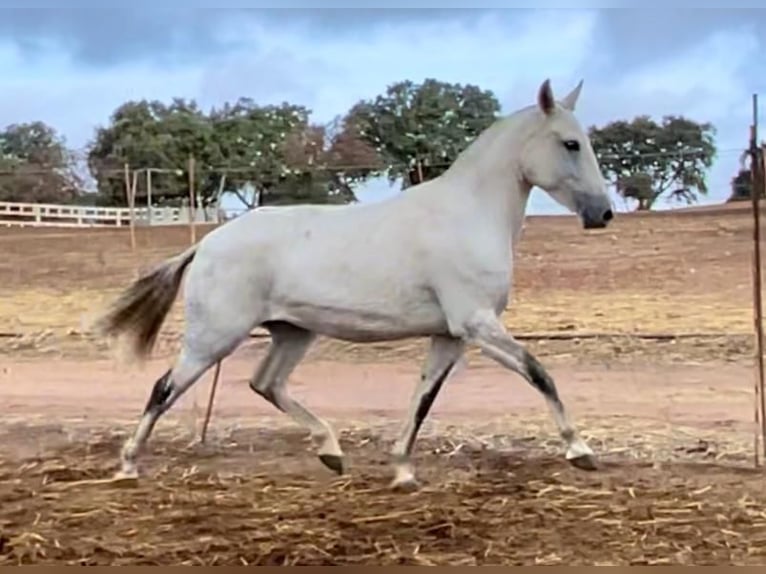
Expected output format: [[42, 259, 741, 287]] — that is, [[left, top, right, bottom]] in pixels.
[[111, 469, 140, 487], [390, 477, 420, 492], [319, 454, 345, 475], [568, 453, 599, 471]]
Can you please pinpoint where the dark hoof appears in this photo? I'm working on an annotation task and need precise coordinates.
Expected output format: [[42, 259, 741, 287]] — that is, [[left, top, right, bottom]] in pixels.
[[390, 477, 420, 492], [319, 454, 345, 475], [569, 454, 599, 471]]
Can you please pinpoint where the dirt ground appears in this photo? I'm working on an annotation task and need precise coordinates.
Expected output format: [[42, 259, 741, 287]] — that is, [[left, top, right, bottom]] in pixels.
[[2, 204, 766, 565], [1, 351, 764, 565]]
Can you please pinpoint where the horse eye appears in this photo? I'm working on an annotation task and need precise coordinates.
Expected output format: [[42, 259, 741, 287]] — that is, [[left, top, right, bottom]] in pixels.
[[563, 139, 580, 152]]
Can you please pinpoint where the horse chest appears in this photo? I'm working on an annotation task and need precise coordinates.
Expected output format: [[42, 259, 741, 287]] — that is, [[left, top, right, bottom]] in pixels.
[[453, 243, 513, 302], [476, 267, 513, 309]]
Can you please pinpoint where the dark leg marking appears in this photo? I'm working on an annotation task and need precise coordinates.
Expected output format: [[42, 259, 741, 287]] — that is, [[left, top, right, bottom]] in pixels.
[[522, 350, 561, 403], [253, 385, 286, 413], [404, 361, 455, 454], [144, 369, 173, 414], [523, 350, 598, 471]]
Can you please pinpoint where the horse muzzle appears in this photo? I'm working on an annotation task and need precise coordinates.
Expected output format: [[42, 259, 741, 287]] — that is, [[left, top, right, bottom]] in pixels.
[[580, 203, 613, 230]]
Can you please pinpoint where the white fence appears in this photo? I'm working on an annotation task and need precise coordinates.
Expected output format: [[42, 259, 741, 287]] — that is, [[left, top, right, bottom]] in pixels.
[[0, 201, 222, 228]]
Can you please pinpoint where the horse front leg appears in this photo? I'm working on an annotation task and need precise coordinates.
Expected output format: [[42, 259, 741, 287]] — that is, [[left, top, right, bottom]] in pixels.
[[463, 310, 597, 470], [389, 335, 465, 490]]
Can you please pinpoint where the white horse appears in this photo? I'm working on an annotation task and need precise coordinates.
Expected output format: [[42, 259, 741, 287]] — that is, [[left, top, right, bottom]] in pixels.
[[94, 79, 613, 490]]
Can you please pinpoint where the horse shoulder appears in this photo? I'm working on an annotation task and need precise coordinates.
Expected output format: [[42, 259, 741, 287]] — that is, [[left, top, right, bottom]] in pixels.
[[417, 220, 513, 323]]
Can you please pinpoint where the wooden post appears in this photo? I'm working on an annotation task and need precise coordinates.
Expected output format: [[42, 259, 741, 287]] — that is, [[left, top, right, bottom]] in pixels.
[[198, 169, 228, 441], [200, 361, 222, 444], [760, 144, 766, 464], [756, 144, 766, 466], [123, 163, 136, 252], [188, 156, 197, 245], [147, 169, 153, 225], [750, 93, 766, 468], [214, 173, 227, 225], [186, 156, 202, 426]]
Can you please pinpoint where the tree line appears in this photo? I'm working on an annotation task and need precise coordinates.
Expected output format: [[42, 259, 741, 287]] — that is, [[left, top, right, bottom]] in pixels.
[[0, 77, 740, 211]]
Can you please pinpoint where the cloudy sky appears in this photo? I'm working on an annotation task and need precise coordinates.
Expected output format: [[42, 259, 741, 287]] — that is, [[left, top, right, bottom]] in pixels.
[[0, 1, 763, 214]]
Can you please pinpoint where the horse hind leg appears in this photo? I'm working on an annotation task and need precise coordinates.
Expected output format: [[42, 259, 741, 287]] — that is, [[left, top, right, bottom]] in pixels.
[[116, 325, 252, 480], [249, 321, 345, 474]]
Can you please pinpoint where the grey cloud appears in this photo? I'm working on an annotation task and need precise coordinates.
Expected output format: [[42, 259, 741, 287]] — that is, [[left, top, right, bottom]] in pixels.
[[598, 8, 766, 69], [264, 6, 499, 27], [4, 3, 759, 75], [3, 0, 762, 70], [0, 3, 243, 67], [0, 2, 493, 67]]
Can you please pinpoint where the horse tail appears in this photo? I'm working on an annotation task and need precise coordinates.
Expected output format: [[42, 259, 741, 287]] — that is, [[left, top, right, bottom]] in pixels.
[[92, 244, 199, 361]]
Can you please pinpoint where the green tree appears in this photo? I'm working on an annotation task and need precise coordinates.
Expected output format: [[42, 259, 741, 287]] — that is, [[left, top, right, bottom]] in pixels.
[[89, 96, 373, 210], [208, 98, 311, 208], [0, 121, 82, 203], [726, 148, 766, 202], [278, 116, 383, 206], [87, 98, 217, 207], [209, 99, 380, 208], [589, 115, 717, 211], [346, 78, 501, 187], [728, 168, 754, 202]]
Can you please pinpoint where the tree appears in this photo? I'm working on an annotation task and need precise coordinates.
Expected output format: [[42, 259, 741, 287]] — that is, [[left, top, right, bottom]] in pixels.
[[87, 98, 217, 207], [728, 168, 754, 202], [0, 121, 82, 203], [589, 115, 717, 211], [89, 96, 382, 210], [208, 99, 312, 208], [209, 99, 381, 208], [278, 116, 384, 206], [346, 78, 501, 188], [727, 148, 766, 202]]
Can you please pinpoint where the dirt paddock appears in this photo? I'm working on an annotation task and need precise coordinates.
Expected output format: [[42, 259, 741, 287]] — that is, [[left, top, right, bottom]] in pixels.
[[2, 425, 766, 566], [2, 204, 766, 565], [1, 348, 765, 565]]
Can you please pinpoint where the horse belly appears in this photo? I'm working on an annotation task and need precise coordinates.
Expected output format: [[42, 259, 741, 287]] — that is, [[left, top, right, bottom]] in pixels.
[[255, 206, 448, 340], [296, 305, 448, 342], [268, 276, 449, 342]]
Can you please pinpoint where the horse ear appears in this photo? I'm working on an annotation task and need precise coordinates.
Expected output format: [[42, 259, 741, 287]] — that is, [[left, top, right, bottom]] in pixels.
[[537, 79, 555, 115], [561, 79, 584, 111]]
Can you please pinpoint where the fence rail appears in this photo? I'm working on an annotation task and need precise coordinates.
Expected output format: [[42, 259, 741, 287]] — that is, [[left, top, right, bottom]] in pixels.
[[0, 201, 220, 228]]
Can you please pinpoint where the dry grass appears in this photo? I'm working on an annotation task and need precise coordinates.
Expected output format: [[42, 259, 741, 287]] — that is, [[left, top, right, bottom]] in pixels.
[[0, 205, 758, 363], [0, 419, 764, 566], [0, 288, 750, 337], [0, 291, 754, 364]]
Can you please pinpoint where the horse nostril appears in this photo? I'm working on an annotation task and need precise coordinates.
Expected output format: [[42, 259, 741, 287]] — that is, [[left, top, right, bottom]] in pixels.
[[603, 209, 613, 222]]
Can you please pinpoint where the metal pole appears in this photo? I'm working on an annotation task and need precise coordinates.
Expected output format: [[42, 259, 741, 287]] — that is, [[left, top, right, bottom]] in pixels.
[[760, 146, 766, 464], [188, 156, 197, 245], [200, 361, 222, 444], [123, 163, 136, 252], [750, 93, 765, 467]]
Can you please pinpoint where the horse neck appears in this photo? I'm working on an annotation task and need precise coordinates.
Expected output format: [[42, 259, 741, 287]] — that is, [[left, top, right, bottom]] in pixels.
[[439, 111, 535, 249]]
